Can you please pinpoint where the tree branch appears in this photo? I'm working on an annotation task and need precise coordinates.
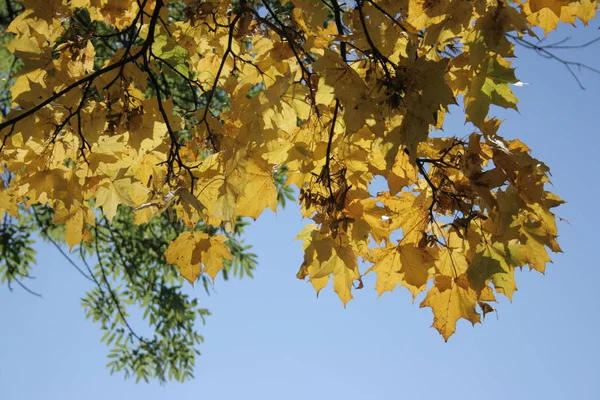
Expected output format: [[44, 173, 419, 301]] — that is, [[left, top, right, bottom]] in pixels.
[[0, 0, 163, 149]]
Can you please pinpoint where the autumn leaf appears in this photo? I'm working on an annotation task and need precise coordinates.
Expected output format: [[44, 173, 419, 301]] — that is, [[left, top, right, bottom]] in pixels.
[[52, 203, 93, 249], [367, 244, 435, 297], [420, 275, 481, 341], [165, 231, 233, 284], [297, 228, 361, 306], [236, 158, 278, 219], [0, 191, 18, 217], [468, 243, 517, 300], [95, 177, 137, 221]]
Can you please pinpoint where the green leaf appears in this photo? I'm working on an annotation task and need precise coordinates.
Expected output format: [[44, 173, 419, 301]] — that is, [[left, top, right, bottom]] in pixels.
[[152, 29, 190, 78]]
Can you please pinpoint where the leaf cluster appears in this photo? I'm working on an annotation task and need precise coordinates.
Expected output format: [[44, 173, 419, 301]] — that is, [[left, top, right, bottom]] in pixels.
[[0, 0, 597, 382]]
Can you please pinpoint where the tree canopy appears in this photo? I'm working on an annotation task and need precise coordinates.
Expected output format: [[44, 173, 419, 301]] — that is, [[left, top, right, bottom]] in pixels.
[[0, 0, 597, 383]]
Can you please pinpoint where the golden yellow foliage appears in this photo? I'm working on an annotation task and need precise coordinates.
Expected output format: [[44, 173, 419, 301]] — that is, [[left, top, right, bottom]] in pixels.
[[0, 0, 592, 340]]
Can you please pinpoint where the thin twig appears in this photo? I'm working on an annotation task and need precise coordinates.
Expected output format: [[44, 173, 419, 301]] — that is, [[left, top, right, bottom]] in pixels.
[[508, 33, 600, 89], [94, 221, 149, 345], [31, 206, 94, 282]]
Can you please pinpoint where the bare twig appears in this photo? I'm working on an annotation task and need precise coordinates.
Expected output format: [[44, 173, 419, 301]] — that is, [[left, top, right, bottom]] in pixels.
[[508, 33, 600, 89]]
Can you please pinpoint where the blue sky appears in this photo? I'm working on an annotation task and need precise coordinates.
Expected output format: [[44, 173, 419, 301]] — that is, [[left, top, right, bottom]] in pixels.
[[1, 21, 600, 400]]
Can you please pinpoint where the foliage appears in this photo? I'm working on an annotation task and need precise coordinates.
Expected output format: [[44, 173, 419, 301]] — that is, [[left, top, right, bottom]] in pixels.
[[0, 0, 597, 383]]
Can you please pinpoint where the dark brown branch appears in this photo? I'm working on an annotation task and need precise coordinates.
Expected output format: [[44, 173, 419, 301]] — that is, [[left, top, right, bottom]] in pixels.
[[257, 0, 320, 117], [356, 0, 394, 78], [320, 99, 340, 199], [197, 13, 242, 152], [72, 13, 117, 55], [416, 158, 438, 219], [143, 51, 197, 187], [330, 0, 348, 62], [365, 0, 409, 34], [318, 2, 345, 201], [540, 35, 600, 49], [151, 53, 203, 103]]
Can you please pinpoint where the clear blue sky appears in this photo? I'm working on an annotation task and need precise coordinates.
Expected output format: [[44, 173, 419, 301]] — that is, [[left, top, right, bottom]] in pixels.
[[2, 22, 599, 400]]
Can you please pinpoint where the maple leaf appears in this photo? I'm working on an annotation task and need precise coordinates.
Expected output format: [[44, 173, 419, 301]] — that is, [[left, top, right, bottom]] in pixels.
[[379, 191, 431, 244], [468, 243, 517, 300], [386, 149, 418, 195], [236, 158, 278, 219], [514, 225, 555, 273], [0, 190, 18, 217], [367, 243, 435, 297], [464, 57, 519, 127], [52, 203, 93, 249], [420, 275, 481, 341], [297, 228, 361, 306], [165, 231, 233, 284], [95, 177, 137, 221], [23, 170, 69, 204]]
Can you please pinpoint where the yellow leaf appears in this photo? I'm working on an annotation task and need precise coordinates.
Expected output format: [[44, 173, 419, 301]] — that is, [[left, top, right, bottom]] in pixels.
[[514, 228, 553, 273], [236, 159, 278, 219], [0, 0, 576, 343], [379, 191, 431, 244], [297, 230, 360, 306], [406, 0, 449, 31], [468, 243, 517, 300], [130, 152, 165, 187], [366, 244, 404, 296], [164, 232, 204, 283], [95, 177, 136, 221], [165, 231, 233, 284], [0, 190, 18, 217], [367, 244, 434, 297], [420, 275, 481, 341], [387, 149, 418, 195], [435, 247, 469, 277], [52, 204, 88, 249], [201, 235, 234, 280], [345, 195, 390, 244], [25, 170, 69, 204]]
